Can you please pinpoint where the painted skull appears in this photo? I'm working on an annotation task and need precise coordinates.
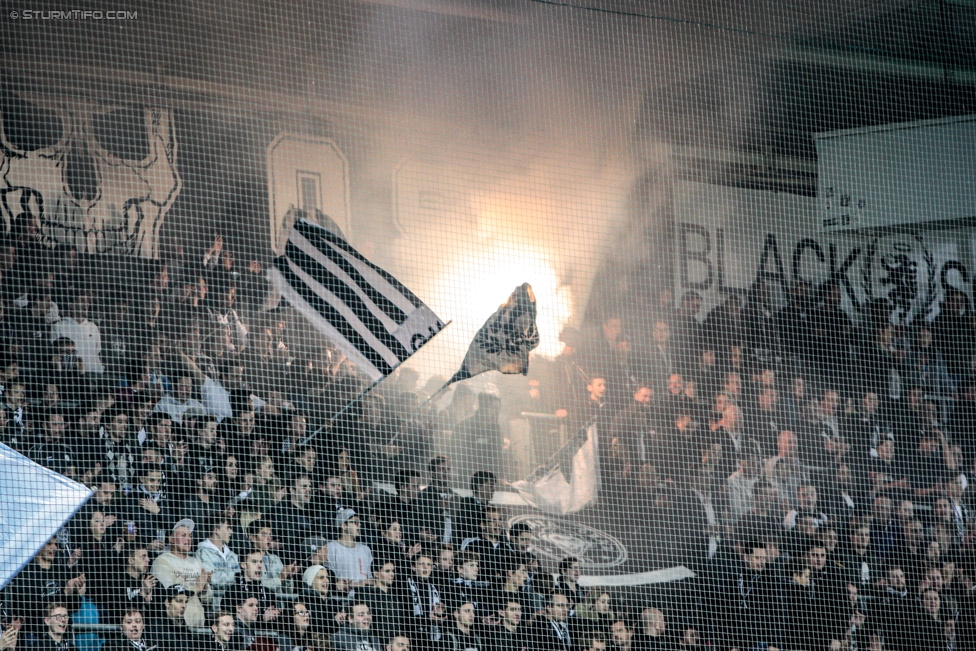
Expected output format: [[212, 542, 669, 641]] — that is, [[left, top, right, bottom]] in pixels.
[[0, 94, 182, 258]]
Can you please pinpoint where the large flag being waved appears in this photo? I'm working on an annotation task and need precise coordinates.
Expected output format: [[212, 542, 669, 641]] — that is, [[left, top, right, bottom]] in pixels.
[[449, 282, 540, 384], [511, 422, 600, 515], [0, 443, 92, 590], [270, 219, 446, 381]]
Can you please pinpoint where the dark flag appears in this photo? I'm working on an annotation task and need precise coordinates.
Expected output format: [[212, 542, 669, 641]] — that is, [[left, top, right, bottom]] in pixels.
[[449, 282, 540, 384]]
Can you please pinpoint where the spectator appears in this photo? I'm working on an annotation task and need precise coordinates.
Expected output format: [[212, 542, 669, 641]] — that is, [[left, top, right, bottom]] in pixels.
[[146, 588, 193, 651], [456, 472, 496, 544], [840, 521, 879, 590], [530, 592, 573, 651], [358, 559, 404, 644], [716, 541, 781, 651], [125, 463, 169, 549], [29, 410, 75, 476], [460, 507, 505, 583], [7, 539, 84, 636], [208, 611, 236, 651], [107, 609, 156, 651], [247, 521, 297, 593], [111, 543, 156, 620], [442, 600, 483, 651], [418, 456, 455, 545], [150, 520, 213, 627], [50, 292, 103, 374], [332, 603, 383, 651], [554, 557, 585, 612], [610, 619, 640, 651], [226, 590, 261, 650], [197, 514, 240, 607], [576, 591, 616, 639], [491, 599, 528, 651], [237, 551, 281, 625], [276, 474, 317, 565], [34, 603, 72, 651], [783, 483, 828, 531], [180, 468, 220, 529], [764, 430, 809, 508], [327, 509, 373, 585], [635, 608, 671, 651], [493, 556, 529, 615], [405, 553, 446, 647], [299, 566, 341, 638], [278, 602, 314, 651], [153, 376, 206, 426]]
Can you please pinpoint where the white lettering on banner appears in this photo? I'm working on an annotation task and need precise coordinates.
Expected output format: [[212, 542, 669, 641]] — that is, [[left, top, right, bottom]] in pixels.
[[673, 181, 972, 322]]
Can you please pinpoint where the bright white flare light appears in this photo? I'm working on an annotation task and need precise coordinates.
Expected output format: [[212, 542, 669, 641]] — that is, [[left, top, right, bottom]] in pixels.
[[431, 241, 573, 360]]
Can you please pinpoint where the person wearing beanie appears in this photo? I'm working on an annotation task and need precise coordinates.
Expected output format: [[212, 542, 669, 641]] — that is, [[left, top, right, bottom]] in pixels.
[[299, 565, 341, 637]]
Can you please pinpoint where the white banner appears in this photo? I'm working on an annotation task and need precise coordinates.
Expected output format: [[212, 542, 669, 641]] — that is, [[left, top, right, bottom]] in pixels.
[[0, 443, 92, 590], [673, 181, 972, 322]]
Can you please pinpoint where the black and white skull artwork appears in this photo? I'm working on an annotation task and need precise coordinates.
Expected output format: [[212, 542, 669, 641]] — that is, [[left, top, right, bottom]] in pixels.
[[0, 94, 182, 258]]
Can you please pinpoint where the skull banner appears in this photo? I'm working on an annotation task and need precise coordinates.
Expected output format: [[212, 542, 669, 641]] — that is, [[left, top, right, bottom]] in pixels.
[[0, 94, 182, 258]]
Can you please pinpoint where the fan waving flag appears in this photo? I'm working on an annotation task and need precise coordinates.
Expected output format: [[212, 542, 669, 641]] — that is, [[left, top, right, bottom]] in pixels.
[[270, 218, 446, 381], [449, 282, 540, 383]]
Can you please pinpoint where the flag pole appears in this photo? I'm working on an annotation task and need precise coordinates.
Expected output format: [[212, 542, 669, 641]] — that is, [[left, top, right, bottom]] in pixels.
[[298, 321, 453, 447]]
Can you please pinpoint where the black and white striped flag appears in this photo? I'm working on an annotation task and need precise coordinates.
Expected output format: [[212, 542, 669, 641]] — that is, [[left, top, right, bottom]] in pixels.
[[269, 219, 446, 381]]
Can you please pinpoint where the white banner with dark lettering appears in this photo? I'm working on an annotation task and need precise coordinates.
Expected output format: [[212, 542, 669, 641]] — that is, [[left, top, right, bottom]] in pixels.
[[673, 181, 972, 323]]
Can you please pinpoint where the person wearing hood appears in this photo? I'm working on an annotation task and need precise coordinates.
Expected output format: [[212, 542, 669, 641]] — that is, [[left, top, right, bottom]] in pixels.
[[107, 609, 157, 651], [197, 514, 241, 608], [331, 602, 383, 651], [300, 565, 342, 638]]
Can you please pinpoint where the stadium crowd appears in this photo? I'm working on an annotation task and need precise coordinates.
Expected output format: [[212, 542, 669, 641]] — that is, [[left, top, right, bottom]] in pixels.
[[2, 226, 976, 651]]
